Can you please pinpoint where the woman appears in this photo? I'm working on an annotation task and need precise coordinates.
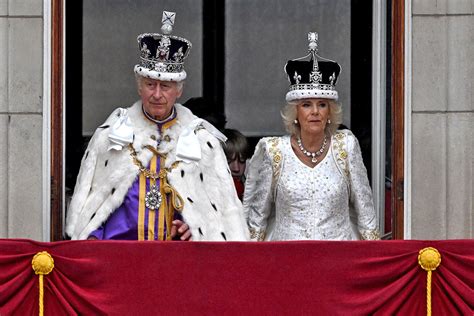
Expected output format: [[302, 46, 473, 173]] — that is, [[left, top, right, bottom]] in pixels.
[[243, 32, 380, 241]]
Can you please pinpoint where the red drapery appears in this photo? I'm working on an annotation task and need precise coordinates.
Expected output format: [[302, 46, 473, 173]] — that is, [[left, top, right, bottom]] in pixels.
[[0, 239, 472, 315]]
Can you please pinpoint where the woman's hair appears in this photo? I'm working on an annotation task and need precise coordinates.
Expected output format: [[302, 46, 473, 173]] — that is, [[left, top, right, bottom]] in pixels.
[[135, 73, 185, 92], [281, 99, 343, 136], [223, 129, 250, 161]]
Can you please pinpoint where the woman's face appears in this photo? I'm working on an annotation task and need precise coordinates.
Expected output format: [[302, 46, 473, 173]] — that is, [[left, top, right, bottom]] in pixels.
[[296, 98, 330, 136]]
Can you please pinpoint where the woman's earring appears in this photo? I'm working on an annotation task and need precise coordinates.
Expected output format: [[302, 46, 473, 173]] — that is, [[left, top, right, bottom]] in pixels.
[[327, 119, 331, 124], [294, 119, 298, 125]]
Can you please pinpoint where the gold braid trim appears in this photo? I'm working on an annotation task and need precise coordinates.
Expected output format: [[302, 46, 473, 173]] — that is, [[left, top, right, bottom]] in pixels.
[[332, 133, 381, 240], [250, 137, 281, 242], [360, 229, 381, 240], [418, 247, 441, 316], [249, 228, 266, 241], [32, 251, 54, 316], [267, 137, 282, 181], [163, 182, 184, 212], [332, 132, 349, 177]]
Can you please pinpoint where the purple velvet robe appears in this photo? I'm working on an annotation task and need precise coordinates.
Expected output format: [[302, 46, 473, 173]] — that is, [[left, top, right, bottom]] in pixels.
[[89, 109, 182, 240]]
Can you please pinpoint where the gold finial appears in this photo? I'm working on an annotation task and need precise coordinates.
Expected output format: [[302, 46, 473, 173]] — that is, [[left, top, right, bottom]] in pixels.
[[32, 251, 55, 275], [32, 251, 54, 316], [418, 247, 441, 316], [418, 247, 441, 271]]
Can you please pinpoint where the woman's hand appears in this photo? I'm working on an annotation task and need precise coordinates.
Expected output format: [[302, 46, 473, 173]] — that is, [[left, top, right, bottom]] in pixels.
[[171, 220, 192, 241]]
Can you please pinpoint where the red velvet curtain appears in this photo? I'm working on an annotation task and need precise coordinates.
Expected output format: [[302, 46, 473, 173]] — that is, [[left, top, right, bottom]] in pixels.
[[0, 239, 473, 315]]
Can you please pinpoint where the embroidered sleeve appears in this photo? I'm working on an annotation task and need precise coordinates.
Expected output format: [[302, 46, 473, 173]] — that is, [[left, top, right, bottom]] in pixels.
[[346, 132, 380, 240], [243, 138, 278, 241]]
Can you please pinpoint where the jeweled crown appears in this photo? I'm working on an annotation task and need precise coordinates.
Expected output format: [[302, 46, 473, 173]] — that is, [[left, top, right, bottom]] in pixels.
[[134, 11, 192, 82], [284, 32, 341, 101]]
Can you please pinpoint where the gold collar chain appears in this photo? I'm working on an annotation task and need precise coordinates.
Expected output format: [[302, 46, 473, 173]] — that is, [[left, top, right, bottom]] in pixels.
[[128, 144, 178, 179], [128, 144, 184, 213]]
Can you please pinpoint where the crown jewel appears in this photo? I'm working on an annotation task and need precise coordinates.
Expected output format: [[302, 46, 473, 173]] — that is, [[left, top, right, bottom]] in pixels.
[[134, 11, 192, 82], [284, 32, 341, 102]]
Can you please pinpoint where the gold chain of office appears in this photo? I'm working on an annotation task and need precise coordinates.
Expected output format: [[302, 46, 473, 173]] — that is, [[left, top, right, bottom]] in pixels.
[[128, 144, 178, 179]]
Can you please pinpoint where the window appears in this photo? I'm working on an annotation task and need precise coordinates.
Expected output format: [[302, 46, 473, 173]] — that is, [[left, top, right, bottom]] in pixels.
[[51, 0, 405, 240]]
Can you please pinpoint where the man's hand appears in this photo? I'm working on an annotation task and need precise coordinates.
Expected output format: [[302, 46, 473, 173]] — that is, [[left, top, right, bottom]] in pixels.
[[171, 220, 192, 241]]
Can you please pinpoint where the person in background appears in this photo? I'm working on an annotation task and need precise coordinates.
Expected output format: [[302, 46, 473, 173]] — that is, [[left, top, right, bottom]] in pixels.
[[183, 97, 227, 132], [66, 11, 248, 241], [243, 32, 380, 241], [222, 128, 250, 201]]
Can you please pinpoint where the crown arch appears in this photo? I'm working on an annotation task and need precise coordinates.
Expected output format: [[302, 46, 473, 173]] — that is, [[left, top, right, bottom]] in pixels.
[[50, 0, 405, 240]]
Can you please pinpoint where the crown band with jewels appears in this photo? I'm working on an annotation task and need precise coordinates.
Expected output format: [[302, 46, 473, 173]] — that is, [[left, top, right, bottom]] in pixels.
[[134, 11, 192, 82], [284, 32, 341, 102], [287, 83, 338, 100]]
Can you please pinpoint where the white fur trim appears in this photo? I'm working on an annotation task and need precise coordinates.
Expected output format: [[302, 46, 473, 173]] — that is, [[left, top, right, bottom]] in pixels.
[[66, 101, 249, 241], [134, 65, 187, 82], [286, 89, 338, 102]]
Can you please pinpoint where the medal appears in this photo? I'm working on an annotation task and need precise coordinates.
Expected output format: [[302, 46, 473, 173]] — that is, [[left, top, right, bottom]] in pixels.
[[145, 184, 162, 210]]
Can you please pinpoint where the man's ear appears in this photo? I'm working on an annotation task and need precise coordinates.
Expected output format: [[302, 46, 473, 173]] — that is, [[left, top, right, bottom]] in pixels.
[[137, 82, 143, 96], [176, 87, 183, 99]]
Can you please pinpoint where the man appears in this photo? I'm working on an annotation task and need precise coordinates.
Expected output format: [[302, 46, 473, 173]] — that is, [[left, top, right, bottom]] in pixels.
[[66, 11, 249, 241]]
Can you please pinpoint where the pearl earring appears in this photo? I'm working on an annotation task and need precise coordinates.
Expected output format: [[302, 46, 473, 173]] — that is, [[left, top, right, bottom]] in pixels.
[[327, 119, 331, 124], [294, 119, 298, 124]]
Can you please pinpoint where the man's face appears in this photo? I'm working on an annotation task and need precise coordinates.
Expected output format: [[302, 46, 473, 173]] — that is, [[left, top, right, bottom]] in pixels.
[[138, 78, 183, 120]]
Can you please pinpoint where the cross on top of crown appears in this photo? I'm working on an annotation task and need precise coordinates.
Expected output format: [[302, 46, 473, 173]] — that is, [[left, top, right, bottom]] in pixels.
[[161, 11, 176, 35], [308, 32, 319, 53], [162, 11, 176, 26]]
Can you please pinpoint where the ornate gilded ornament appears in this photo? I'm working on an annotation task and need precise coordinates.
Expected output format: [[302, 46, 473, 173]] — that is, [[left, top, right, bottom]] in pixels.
[[268, 137, 282, 180], [32, 251, 55, 316], [418, 247, 441, 316], [32, 251, 54, 275], [418, 247, 441, 271], [249, 227, 266, 241], [361, 230, 381, 240], [333, 132, 349, 177], [145, 184, 162, 210]]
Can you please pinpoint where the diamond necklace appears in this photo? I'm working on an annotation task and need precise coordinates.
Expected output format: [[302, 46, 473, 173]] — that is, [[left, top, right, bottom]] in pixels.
[[297, 134, 328, 163]]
